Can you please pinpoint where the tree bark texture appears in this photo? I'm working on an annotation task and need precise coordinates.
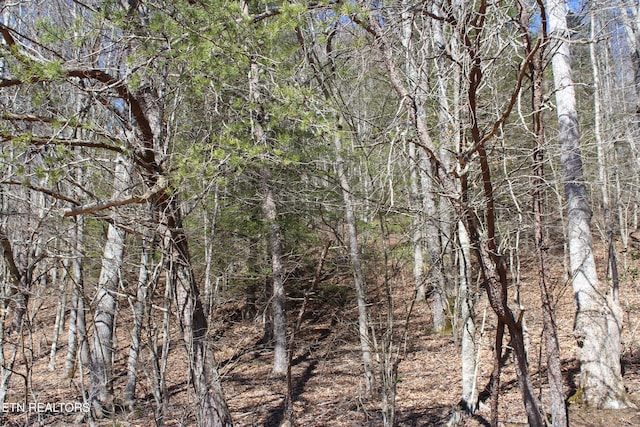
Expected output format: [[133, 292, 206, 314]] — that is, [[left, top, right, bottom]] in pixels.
[[261, 174, 288, 376], [48, 260, 68, 371], [124, 224, 154, 407], [408, 142, 426, 302], [65, 215, 90, 378], [90, 156, 129, 417], [546, 0, 629, 409], [400, 5, 447, 319], [422, 157, 448, 332], [458, 220, 477, 412], [157, 196, 232, 426]]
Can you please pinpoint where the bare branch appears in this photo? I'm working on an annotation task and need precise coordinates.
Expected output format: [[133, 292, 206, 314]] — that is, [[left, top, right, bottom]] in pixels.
[[2, 180, 80, 205], [0, 57, 156, 170], [1, 78, 30, 87], [0, 131, 126, 153], [462, 37, 542, 160], [63, 176, 167, 217], [1, 112, 58, 123], [250, 0, 342, 23], [0, 227, 22, 284], [0, 23, 16, 46], [67, 69, 154, 144]]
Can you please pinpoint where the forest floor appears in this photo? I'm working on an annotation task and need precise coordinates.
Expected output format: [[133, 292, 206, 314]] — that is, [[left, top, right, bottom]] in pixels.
[[3, 244, 640, 426]]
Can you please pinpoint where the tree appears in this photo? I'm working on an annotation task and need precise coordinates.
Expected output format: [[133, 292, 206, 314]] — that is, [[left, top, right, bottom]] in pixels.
[[244, 10, 288, 374], [90, 155, 130, 418], [520, 1, 567, 424], [352, 0, 545, 423], [333, 133, 376, 396], [400, 1, 449, 328], [0, 1, 233, 424], [545, 0, 630, 409]]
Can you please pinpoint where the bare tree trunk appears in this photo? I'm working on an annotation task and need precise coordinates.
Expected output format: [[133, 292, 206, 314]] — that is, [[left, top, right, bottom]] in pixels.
[[433, 16, 456, 314], [408, 142, 426, 302], [458, 220, 477, 412], [532, 15, 567, 427], [546, 0, 629, 409], [261, 174, 288, 376], [334, 134, 375, 396], [400, 5, 447, 323], [400, 5, 426, 304], [617, 0, 640, 125], [203, 184, 220, 318], [0, 200, 17, 406], [377, 216, 398, 427], [422, 157, 448, 332], [283, 240, 332, 426], [516, 3, 570, 424], [48, 259, 68, 371], [124, 224, 154, 408], [0, 275, 14, 406], [65, 215, 89, 378], [90, 156, 130, 418], [154, 195, 231, 426], [248, 87, 288, 376], [294, 19, 375, 396], [490, 319, 504, 427], [138, 83, 233, 425], [3, 215, 38, 337], [149, 257, 172, 426], [0, 226, 28, 336], [359, 9, 543, 422], [617, 0, 640, 234], [241, 10, 289, 374], [591, 11, 620, 303]]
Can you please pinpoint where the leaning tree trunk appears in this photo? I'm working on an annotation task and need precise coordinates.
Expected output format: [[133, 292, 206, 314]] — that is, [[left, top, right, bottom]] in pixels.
[[546, 0, 629, 409], [156, 195, 232, 426], [134, 78, 232, 425]]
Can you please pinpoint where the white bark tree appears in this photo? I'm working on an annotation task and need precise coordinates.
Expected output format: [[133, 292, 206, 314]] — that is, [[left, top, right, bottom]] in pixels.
[[546, 0, 630, 409], [90, 155, 130, 417], [400, 3, 448, 325], [457, 220, 477, 411]]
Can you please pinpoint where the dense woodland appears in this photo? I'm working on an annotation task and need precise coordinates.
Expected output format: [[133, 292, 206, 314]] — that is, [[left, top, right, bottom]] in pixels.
[[1, 0, 640, 426]]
